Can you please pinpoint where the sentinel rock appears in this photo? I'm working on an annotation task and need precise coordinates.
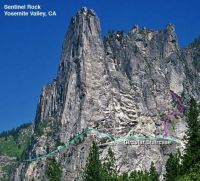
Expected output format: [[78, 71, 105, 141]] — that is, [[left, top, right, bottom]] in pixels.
[[14, 8, 200, 180]]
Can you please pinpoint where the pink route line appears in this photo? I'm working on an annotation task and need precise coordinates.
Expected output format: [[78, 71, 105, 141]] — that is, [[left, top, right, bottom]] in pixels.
[[163, 90, 185, 137]]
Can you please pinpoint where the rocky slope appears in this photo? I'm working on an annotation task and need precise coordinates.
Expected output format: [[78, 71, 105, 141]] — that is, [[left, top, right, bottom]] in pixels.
[[13, 7, 200, 181]]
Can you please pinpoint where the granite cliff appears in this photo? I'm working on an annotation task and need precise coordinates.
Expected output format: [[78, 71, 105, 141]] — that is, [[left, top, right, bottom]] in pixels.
[[13, 7, 200, 181]]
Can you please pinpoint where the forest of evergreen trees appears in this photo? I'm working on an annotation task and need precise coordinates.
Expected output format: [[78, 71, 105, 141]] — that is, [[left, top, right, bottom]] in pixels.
[[0, 122, 32, 140], [82, 142, 159, 181]]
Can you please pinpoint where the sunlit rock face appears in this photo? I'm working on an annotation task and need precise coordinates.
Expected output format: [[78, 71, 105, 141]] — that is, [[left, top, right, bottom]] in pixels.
[[14, 7, 200, 181]]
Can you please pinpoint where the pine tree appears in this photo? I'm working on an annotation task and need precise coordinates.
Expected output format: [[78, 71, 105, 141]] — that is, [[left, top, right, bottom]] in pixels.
[[164, 151, 181, 181], [129, 170, 151, 181], [149, 162, 159, 181], [117, 172, 129, 181], [82, 141, 103, 181], [182, 97, 200, 173], [103, 147, 118, 180], [46, 157, 62, 181], [177, 162, 200, 181], [164, 97, 200, 180]]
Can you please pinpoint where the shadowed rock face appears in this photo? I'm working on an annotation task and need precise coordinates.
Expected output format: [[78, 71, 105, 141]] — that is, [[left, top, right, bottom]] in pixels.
[[14, 7, 200, 181]]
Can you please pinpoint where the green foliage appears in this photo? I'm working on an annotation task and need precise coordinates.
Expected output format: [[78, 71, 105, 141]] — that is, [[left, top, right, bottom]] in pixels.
[[102, 147, 118, 180], [0, 123, 32, 181], [83, 141, 103, 181], [181, 162, 200, 180], [149, 162, 159, 181], [182, 97, 200, 172], [118, 172, 129, 181], [164, 151, 181, 181], [46, 157, 62, 181], [164, 97, 200, 180], [103, 147, 117, 177], [176, 162, 200, 181], [128, 162, 159, 181], [0, 123, 32, 140], [0, 123, 32, 158], [83, 142, 160, 181], [129, 170, 149, 181]]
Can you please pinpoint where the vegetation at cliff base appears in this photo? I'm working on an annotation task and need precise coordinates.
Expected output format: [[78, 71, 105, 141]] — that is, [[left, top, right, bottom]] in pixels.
[[164, 97, 200, 181], [83, 141, 159, 181]]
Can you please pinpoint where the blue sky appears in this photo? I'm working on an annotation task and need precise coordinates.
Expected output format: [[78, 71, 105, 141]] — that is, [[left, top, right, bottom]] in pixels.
[[0, 0, 200, 132]]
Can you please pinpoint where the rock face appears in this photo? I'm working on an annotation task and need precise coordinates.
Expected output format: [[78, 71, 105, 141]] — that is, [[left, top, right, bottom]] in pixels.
[[14, 7, 200, 181], [0, 156, 16, 181]]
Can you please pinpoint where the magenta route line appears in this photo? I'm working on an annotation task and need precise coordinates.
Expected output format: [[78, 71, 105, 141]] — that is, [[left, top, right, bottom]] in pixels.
[[163, 90, 185, 137]]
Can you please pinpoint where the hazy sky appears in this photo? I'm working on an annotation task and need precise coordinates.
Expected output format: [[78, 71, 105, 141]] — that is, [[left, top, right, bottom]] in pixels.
[[0, 0, 200, 131]]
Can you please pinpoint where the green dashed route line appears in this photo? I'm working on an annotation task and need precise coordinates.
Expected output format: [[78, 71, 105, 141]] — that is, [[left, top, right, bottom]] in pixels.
[[24, 128, 181, 162]]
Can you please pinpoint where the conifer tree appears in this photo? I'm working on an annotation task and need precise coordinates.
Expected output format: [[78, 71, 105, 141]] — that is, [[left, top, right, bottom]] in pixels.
[[164, 151, 181, 181], [177, 162, 200, 181], [82, 141, 103, 181], [46, 157, 62, 181], [117, 172, 129, 181], [103, 147, 118, 180], [149, 162, 159, 181], [129, 163, 159, 181], [129, 170, 147, 181], [182, 97, 200, 173], [164, 97, 200, 180]]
